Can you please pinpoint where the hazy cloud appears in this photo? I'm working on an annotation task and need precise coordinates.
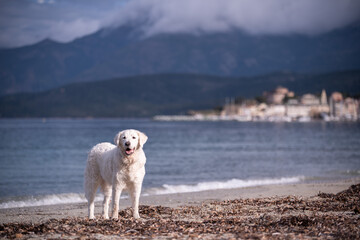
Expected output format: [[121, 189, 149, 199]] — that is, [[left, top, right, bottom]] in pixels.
[[0, 0, 359, 48], [112, 0, 360, 36], [0, 0, 123, 48]]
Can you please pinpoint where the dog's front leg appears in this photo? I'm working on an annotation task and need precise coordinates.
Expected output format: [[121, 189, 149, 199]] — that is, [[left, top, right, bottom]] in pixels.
[[130, 181, 143, 219], [111, 182, 123, 219]]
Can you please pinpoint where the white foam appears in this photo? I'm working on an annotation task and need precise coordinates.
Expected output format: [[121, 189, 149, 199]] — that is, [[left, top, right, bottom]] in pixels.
[[0, 176, 304, 209], [0, 192, 134, 209], [146, 176, 305, 195], [344, 169, 360, 175], [0, 193, 101, 209]]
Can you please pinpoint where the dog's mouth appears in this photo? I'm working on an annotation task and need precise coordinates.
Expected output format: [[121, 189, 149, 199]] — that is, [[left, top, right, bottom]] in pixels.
[[125, 148, 135, 155]]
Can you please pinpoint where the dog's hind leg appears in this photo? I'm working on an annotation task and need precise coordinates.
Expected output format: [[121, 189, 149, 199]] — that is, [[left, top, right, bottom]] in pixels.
[[85, 179, 99, 220], [84, 165, 100, 220]]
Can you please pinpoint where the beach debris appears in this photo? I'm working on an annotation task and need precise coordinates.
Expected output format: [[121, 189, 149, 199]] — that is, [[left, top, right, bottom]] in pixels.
[[0, 183, 359, 239]]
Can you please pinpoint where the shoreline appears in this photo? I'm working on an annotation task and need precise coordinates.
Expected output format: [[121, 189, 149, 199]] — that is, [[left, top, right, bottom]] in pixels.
[[1, 178, 358, 225], [153, 114, 359, 122]]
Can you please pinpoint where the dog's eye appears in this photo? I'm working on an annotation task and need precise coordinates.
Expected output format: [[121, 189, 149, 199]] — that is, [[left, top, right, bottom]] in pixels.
[[132, 136, 136, 139], [122, 136, 126, 139]]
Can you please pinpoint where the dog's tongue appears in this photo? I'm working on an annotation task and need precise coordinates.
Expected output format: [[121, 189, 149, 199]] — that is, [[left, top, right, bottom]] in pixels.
[[126, 148, 134, 155]]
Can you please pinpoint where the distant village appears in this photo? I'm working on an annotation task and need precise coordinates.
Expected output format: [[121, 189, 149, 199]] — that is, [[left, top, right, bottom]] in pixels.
[[154, 86, 359, 122]]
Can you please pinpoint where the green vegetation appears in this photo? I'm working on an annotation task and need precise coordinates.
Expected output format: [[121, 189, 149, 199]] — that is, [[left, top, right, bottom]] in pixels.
[[0, 71, 359, 118]]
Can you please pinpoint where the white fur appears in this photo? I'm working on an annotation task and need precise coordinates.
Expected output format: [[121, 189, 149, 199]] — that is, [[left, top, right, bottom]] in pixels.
[[84, 129, 148, 219]]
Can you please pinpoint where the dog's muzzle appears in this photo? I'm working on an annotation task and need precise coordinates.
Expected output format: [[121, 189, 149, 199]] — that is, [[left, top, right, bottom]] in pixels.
[[125, 148, 135, 155]]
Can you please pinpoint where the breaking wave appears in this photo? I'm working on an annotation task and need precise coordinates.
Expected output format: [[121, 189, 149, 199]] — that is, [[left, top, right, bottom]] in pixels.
[[145, 176, 305, 195], [0, 176, 304, 209], [0, 193, 102, 209], [1, 193, 83, 209]]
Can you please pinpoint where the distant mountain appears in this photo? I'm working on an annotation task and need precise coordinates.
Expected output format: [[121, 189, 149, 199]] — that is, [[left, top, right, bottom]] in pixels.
[[1, 71, 359, 118], [0, 23, 359, 95]]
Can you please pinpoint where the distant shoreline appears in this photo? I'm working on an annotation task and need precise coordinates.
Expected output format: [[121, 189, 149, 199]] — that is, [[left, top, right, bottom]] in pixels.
[[153, 114, 359, 122]]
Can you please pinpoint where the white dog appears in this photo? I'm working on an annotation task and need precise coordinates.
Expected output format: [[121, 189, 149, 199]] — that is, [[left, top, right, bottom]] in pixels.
[[84, 129, 148, 219]]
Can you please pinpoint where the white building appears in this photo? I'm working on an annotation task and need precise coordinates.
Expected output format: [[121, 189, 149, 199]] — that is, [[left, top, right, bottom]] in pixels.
[[301, 94, 320, 105], [330, 93, 359, 120]]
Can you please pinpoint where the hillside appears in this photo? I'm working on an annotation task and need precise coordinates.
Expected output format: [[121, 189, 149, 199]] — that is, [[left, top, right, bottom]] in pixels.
[[1, 71, 360, 118], [0, 23, 359, 95]]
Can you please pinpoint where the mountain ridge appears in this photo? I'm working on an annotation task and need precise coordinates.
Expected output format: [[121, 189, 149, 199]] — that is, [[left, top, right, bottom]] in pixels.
[[0, 23, 359, 95]]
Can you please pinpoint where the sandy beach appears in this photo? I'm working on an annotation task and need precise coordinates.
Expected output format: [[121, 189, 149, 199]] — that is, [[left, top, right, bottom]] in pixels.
[[1, 178, 359, 239]]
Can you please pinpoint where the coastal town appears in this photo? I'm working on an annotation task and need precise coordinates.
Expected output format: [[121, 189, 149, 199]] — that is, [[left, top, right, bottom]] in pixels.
[[154, 86, 359, 122]]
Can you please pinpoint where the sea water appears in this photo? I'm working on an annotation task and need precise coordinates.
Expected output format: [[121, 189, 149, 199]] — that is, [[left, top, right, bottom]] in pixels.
[[0, 119, 359, 208]]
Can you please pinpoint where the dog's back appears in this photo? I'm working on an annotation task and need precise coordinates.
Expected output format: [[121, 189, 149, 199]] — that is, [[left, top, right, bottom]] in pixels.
[[86, 142, 116, 167]]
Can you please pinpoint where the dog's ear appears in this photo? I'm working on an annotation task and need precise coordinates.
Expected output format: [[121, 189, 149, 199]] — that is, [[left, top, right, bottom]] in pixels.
[[137, 131, 148, 148], [114, 131, 124, 146]]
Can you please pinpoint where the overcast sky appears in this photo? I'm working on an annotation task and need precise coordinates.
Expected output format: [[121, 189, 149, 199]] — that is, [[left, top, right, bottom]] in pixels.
[[0, 0, 360, 48]]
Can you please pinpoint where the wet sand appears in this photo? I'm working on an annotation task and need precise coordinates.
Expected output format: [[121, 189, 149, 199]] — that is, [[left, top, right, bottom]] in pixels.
[[1, 178, 359, 239]]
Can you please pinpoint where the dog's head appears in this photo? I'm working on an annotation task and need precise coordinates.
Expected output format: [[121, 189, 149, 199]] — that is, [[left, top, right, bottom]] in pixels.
[[114, 129, 148, 156]]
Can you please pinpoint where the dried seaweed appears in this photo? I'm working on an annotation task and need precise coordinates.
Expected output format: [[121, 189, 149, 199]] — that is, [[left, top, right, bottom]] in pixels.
[[1, 184, 359, 239]]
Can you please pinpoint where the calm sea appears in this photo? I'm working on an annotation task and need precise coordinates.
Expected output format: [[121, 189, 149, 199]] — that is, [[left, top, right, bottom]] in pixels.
[[0, 119, 359, 208]]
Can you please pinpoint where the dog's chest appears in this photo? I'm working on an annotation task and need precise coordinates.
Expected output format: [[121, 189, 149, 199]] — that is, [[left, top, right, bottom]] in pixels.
[[117, 161, 144, 183]]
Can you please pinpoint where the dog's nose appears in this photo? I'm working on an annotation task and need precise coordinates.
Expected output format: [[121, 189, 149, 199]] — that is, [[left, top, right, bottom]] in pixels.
[[125, 141, 130, 147]]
